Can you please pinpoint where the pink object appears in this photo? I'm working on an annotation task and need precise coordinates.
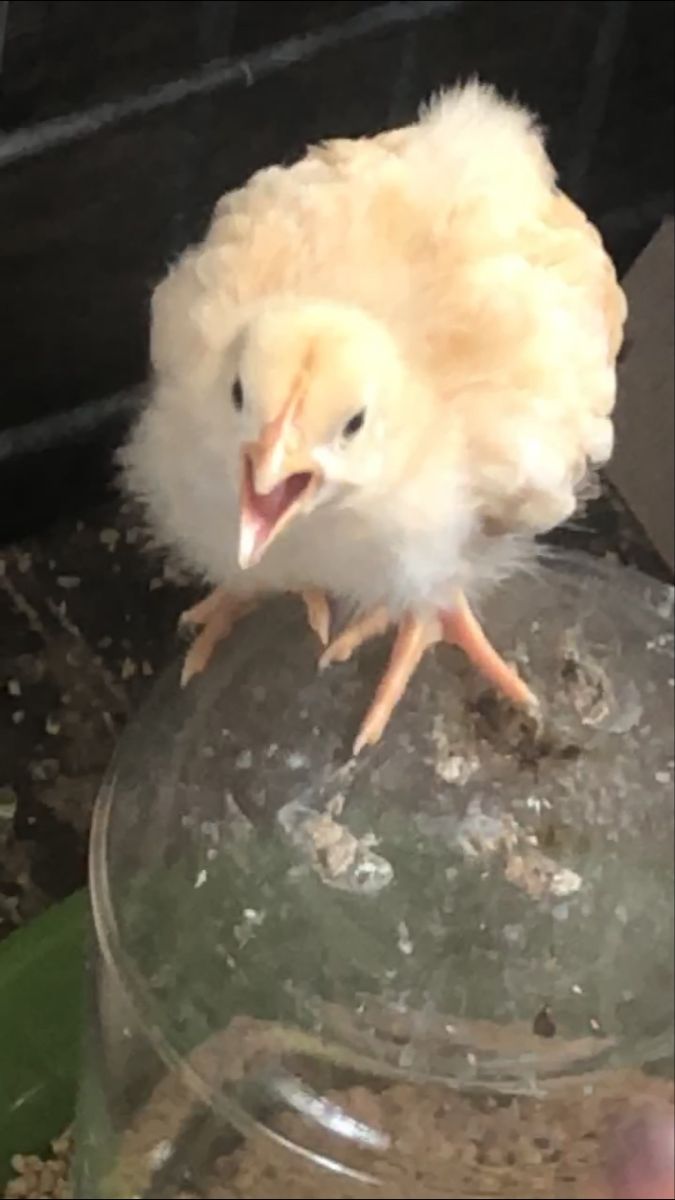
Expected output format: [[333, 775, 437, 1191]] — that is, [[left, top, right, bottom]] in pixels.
[[606, 1111, 675, 1200]]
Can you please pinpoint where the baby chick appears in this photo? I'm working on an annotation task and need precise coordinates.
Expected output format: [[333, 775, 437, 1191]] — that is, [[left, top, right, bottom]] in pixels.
[[122, 81, 626, 753]]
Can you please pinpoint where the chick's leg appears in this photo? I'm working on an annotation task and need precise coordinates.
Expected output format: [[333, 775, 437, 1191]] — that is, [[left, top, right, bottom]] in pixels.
[[440, 592, 537, 710], [320, 606, 390, 669], [353, 614, 436, 754], [179, 586, 331, 686], [352, 594, 536, 755], [179, 586, 238, 631], [179, 587, 256, 686], [302, 589, 331, 648]]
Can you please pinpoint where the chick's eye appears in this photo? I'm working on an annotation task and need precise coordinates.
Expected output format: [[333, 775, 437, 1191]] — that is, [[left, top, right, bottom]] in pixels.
[[342, 409, 366, 439], [232, 378, 244, 412]]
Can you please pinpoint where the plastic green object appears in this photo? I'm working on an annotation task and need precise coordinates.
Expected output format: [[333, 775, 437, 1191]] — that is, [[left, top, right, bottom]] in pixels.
[[0, 889, 86, 1186]]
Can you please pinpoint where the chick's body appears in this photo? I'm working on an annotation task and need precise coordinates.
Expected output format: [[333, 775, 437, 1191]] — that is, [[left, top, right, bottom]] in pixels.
[[123, 83, 626, 751]]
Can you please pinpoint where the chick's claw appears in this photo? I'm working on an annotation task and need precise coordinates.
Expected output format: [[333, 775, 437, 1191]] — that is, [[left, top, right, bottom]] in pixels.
[[301, 589, 332, 647], [353, 613, 436, 754], [179, 587, 333, 687], [440, 592, 538, 711], [320, 605, 390, 670], [179, 589, 256, 686], [351, 594, 536, 755], [179, 586, 237, 631]]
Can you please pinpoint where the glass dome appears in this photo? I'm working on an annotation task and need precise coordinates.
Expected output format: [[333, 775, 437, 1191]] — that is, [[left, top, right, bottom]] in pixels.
[[75, 552, 674, 1199]]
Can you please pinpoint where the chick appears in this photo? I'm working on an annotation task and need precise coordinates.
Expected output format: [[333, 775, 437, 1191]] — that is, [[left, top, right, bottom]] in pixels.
[[122, 82, 626, 754]]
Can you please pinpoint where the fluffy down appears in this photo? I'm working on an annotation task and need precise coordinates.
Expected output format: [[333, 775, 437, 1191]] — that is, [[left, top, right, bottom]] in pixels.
[[121, 81, 626, 747]]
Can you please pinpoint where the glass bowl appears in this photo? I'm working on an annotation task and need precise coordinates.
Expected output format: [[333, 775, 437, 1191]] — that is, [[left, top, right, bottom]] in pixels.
[[75, 552, 674, 1199]]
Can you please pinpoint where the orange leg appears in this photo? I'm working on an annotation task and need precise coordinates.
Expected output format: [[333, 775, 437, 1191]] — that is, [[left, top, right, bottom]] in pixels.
[[353, 614, 436, 754], [319, 606, 390, 670], [440, 592, 537, 710], [179, 586, 331, 686], [302, 589, 331, 647], [179, 588, 256, 686], [351, 592, 537, 755], [179, 586, 238, 631]]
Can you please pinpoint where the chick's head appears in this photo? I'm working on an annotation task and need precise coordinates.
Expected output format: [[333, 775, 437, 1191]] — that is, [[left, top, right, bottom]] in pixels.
[[227, 299, 416, 569]]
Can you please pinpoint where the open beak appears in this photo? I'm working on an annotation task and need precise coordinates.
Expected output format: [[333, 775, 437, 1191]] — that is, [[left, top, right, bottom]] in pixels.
[[238, 430, 319, 570]]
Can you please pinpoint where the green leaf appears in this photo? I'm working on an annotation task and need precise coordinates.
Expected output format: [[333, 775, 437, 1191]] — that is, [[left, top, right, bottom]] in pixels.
[[0, 890, 87, 1187]]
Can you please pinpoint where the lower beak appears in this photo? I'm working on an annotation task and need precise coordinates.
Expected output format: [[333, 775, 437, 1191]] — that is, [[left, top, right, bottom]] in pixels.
[[238, 451, 319, 569]]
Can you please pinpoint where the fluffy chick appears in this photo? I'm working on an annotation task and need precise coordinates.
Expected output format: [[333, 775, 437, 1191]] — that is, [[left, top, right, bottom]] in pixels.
[[122, 81, 627, 753]]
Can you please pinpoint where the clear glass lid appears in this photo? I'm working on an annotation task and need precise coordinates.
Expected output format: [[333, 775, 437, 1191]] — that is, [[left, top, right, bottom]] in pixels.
[[87, 551, 674, 1193]]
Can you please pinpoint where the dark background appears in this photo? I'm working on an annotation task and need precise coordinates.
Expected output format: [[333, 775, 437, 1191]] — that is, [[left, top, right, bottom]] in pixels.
[[0, 0, 673, 543]]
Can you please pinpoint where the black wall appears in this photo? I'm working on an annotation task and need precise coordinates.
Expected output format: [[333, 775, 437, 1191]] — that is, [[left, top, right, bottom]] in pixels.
[[0, 1, 673, 541]]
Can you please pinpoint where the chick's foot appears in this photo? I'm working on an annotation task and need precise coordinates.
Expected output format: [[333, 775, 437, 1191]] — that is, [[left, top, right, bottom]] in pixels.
[[353, 613, 435, 753], [439, 592, 537, 711], [353, 593, 536, 754], [301, 589, 332, 647], [179, 588, 257, 686], [179, 586, 331, 686], [319, 605, 390, 669]]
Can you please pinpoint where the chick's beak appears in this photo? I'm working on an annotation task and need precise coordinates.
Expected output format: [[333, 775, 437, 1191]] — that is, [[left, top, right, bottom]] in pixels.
[[238, 423, 319, 569]]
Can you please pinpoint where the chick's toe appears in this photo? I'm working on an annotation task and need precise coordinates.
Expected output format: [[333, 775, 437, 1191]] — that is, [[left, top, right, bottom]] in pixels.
[[179, 589, 256, 686], [320, 606, 391, 670]]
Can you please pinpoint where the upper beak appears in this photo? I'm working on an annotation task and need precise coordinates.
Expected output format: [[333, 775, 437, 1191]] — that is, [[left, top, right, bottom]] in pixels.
[[238, 422, 319, 570]]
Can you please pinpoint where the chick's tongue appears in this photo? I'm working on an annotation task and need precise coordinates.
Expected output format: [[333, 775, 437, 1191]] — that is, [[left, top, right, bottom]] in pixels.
[[247, 469, 311, 538]]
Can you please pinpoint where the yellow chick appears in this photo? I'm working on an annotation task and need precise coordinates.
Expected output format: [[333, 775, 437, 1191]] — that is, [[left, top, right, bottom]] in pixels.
[[122, 81, 627, 754]]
